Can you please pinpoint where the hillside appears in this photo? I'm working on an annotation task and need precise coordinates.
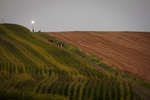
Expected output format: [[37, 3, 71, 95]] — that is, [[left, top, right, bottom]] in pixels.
[[0, 24, 144, 100], [45, 31, 150, 82]]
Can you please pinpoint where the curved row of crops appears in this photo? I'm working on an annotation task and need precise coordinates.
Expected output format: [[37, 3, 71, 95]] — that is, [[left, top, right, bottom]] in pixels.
[[0, 67, 143, 100], [0, 24, 144, 100]]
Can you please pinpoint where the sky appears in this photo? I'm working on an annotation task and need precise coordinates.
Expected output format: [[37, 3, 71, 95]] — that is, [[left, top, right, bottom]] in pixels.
[[0, 0, 150, 32]]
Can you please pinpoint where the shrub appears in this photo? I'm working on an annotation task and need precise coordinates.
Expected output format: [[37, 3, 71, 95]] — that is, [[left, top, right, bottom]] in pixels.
[[123, 82, 127, 99], [82, 80, 89, 99], [75, 84, 81, 100], [98, 79, 104, 100]]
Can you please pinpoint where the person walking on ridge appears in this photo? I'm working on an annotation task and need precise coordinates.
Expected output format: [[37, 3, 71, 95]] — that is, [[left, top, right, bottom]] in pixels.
[[116, 71, 118, 76]]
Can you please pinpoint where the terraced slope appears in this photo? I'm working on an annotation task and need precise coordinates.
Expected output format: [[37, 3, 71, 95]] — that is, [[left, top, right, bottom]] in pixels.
[[46, 31, 150, 82], [0, 24, 143, 100]]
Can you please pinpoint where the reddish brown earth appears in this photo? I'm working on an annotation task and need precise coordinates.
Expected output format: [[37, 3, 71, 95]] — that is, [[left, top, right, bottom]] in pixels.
[[45, 31, 150, 82]]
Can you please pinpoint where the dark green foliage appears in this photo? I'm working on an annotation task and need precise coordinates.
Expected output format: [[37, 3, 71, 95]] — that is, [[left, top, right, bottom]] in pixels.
[[2, 62, 5, 70], [0, 63, 1, 71], [49, 69, 53, 76], [98, 79, 104, 100], [24, 65, 27, 73], [6, 62, 8, 71], [92, 80, 99, 100], [20, 65, 24, 73], [62, 69, 68, 76], [64, 82, 71, 97], [105, 80, 110, 100], [123, 82, 127, 99], [69, 82, 76, 100], [9, 65, 12, 74], [39, 67, 43, 75], [1, 72, 11, 80], [87, 80, 94, 99], [0, 89, 67, 100], [128, 83, 134, 100], [35, 68, 38, 75], [57, 82, 65, 95], [36, 83, 43, 94], [111, 81, 115, 100], [82, 80, 89, 99], [85, 69, 91, 77], [41, 85, 46, 94], [139, 81, 150, 90], [134, 92, 145, 100], [51, 80, 61, 94], [13, 64, 16, 73], [44, 66, 47, 74], [90, 70, 95, 78], [71, 71, 73, 75], [47, 79, 59, 94], [76, 84, 81, 100], [116, 81, 121, 100]]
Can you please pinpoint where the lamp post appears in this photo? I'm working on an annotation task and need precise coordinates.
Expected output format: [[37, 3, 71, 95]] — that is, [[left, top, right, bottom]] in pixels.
[[31, 21, 34, 32]]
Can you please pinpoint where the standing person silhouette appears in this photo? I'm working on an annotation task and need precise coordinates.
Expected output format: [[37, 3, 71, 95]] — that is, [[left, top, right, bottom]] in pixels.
[[116, 71, 118, 76]]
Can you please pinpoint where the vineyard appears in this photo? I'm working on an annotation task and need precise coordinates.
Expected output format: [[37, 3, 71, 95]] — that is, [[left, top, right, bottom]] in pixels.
[[0, 24, 144, 100]]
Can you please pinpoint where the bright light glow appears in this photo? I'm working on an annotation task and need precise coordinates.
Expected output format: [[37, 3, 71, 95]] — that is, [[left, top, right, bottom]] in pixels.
[[31, 21, 34, 24]]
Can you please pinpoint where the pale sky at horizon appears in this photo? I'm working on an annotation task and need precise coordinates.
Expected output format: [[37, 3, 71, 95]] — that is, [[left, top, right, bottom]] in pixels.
[[0, 0, 150, 32]]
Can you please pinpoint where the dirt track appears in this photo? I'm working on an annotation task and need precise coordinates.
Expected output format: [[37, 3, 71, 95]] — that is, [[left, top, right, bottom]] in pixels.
[[45, 31, 150, 82]]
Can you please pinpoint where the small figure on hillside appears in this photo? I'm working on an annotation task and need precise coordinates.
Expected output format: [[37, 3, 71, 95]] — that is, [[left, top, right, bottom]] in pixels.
[[62, 43, 64, 47], [116, 71, 118, 76], [51, 40, 53, 43], [59, 43, 61, 47]]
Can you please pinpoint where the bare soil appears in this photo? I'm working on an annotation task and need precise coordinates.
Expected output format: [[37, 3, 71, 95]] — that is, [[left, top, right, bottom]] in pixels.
[[45, 31, 150, 82]]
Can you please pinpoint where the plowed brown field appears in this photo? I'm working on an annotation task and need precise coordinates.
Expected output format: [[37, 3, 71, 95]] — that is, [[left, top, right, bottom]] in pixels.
[[45, 31, 150, 82]]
